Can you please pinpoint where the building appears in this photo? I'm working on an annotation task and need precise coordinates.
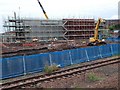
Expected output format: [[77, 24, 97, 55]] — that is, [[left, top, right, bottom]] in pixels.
[[3, 17, 95, 43]]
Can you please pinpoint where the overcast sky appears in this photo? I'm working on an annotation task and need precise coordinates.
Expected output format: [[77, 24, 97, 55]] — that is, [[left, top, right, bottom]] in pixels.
[[0, 0, 120, 33]]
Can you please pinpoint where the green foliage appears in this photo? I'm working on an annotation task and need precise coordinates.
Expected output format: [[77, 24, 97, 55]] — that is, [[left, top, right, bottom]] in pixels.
[[114, 24, 120, 29], [44, 65, 59, 74], [109, 26, 114, 30], [109, 24, 120, 30], [87, 73, 101, 82]]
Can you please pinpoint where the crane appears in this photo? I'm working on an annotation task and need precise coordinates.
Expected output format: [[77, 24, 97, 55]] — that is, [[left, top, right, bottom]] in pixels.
[[87, 18, 106, 46], [37, 0, 49, 19]]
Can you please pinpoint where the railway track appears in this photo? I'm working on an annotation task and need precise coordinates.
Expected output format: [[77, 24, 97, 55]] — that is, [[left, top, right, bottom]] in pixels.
[[1, 57, 120, 89]]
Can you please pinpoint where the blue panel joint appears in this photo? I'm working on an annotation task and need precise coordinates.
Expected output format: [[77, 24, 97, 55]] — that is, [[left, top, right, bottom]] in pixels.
[[98, 46, 103, 58], [110, 44, 114, 56], [85, 49, 89, 62], [49, 53, 52, 66], [69, 50, 73, 65], [23, 55, 26, 75]]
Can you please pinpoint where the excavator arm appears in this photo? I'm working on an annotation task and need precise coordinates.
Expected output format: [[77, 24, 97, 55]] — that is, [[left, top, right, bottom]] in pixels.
[[94, 18, 105, 40], [88, 18, 106, 46]]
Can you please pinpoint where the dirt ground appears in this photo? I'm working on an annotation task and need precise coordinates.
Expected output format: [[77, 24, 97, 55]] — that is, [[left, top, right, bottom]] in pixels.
[[35, 63, 119, 89], [1, 40, 117, 58], [1, 40, 88, 58]]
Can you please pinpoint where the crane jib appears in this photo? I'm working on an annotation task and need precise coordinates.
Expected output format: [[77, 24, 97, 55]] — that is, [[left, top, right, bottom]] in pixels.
[[37, 0, 48, 19], [38, 1, 46, 14]]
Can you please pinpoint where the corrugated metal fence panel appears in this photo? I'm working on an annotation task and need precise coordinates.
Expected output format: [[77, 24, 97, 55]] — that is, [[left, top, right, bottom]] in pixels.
[[1, 56, 24, 79], [50, 50, 71, 67], [86, 46, 101, 61], [25, 53, 50, 73], [99, 44, 112, 58]]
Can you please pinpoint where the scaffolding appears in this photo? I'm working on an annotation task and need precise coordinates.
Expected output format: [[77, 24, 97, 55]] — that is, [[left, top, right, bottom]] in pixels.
[[3, 16, 95, 43], [63, 19, 95, 40], [3, 18, 65, 43]]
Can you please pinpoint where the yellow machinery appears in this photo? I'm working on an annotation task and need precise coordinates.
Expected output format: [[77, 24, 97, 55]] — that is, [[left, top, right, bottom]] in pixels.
[[37, 0, 49, 19], [87, 18, 106, 46]]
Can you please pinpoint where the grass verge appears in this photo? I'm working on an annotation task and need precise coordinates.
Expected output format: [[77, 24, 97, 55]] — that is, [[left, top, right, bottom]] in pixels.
[[87, 73, 101, 82]]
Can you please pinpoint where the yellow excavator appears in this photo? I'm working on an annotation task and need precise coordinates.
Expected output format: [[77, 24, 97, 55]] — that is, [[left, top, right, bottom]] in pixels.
[[87, 18, 106, 46]]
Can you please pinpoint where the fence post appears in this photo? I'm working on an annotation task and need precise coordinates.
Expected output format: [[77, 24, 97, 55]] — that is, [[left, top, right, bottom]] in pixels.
[[23, 54, 26, 75], [98, 46, 103, 59], [69, 50, 73, 65], [49, 53, 52, 66], [110, 44, 114, 56], [85, 49, 89, 62]]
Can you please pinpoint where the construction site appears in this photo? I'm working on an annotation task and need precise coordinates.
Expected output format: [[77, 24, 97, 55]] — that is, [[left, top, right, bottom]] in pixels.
[[1, 12, 97, 56], [1, 0, 120, 89], [1, 13, 120, 57], [1, 0, 120, 57]]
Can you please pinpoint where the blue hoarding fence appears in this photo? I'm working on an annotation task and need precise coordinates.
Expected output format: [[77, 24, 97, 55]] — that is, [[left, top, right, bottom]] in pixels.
[[99, 44, 113, 58], [24, 53, 50, 74], [107, 37, 120, 42], [1, 43, 120, 79], [1, 56, 24, 79], [50, 50, 71, 67]]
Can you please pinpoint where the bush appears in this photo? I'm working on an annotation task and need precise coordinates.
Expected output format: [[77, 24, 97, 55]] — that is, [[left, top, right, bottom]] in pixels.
[[44, 65, 59, 74]]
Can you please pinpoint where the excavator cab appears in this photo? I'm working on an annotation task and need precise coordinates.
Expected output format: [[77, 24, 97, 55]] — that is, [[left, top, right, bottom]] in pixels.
[[87, 18, 106, 46]]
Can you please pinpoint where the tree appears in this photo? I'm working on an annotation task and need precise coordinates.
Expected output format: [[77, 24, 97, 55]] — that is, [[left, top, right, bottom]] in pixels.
[[109, 24, 120, 30], [109, 25, 114, 30]]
